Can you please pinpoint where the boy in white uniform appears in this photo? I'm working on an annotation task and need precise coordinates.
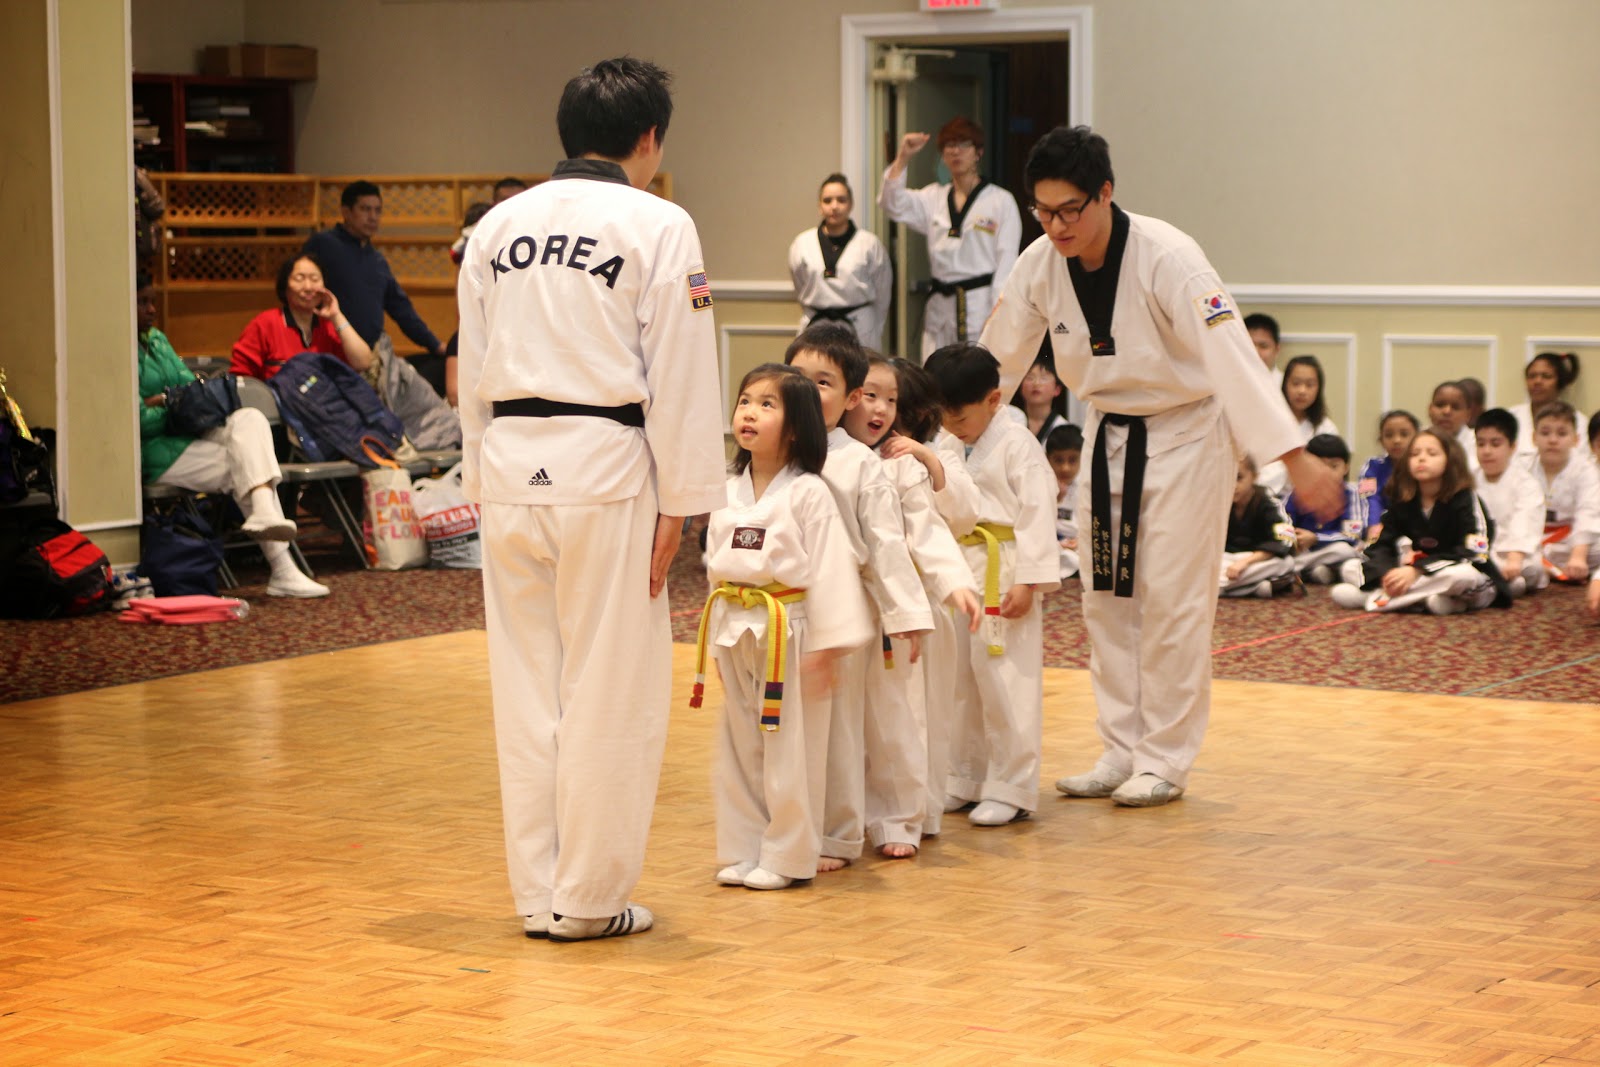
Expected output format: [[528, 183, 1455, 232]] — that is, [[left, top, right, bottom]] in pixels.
[[456, 59, 726, 942], [1474, 408, 1545, 596], [879, 118, 1022, 357], [927, 344, 1060, 826], [785, 323, 932, 870], [980, 126, 1342, 807], [1526, 402, 1600, 583], [788, 173, 892, 351]]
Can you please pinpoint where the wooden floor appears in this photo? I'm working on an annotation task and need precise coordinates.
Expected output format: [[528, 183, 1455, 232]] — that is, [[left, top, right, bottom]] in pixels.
[[4, 633, 1600, 1066]]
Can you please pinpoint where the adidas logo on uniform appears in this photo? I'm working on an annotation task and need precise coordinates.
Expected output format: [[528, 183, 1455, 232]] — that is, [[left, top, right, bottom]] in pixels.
[[527, 467, 552, 486], [1052, 322, 1070, 334]]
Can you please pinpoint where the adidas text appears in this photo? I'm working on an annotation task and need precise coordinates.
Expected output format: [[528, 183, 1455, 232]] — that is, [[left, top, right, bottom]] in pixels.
[[527, 467, 552, 486]]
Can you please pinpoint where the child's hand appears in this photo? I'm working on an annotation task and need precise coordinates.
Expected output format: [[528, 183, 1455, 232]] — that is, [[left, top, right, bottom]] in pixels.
[[946, 587, 982, 632], [879, 434, 922, 462], [1367, 523, 1383, 542], [1567, 550, 1590, 582], [1225, 559, 1248, 581], [905, 631, 922, 664], [1381, 565, 1419, 597], [1295, 528, 1316, 552], [998, 583, 1033, 619], [800, 648, 845, 697], [1065, 537, 1078, 551], [1587, 578, 1600, 618]]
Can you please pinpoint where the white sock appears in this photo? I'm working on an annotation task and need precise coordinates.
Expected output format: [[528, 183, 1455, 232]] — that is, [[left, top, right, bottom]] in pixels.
[[248, 485, 284, 522], [262, 540, 298, 581]]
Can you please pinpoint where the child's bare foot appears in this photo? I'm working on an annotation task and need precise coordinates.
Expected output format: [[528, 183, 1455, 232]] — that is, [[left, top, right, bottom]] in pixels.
[[816, 855, 850, 872], [879, 843, 916, 859]]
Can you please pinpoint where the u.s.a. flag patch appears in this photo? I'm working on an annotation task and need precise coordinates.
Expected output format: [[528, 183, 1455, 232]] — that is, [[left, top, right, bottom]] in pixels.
[[688, 271, 713, 311], [1194, 289, 1235, 329]]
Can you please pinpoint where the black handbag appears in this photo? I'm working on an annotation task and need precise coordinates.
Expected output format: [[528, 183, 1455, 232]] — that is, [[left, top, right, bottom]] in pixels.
[[164, 375, 241, 437]]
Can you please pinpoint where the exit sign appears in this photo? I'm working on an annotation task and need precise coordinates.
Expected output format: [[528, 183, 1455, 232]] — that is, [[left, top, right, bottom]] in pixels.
[[921, 0, 999, 10]]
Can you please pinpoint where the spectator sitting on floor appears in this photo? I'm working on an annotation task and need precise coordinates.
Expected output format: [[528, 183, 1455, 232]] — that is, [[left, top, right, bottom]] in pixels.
[[136, 272, 329, 599], [229, 253, 374, 382]]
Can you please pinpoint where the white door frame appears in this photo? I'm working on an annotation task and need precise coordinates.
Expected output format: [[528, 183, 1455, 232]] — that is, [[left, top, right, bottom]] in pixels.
[[838, 5, 1095, 227]]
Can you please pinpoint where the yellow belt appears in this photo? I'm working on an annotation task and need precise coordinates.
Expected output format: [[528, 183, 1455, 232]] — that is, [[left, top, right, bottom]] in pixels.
[[690, 581, 807, 731], [957, 522, 1015, 655]]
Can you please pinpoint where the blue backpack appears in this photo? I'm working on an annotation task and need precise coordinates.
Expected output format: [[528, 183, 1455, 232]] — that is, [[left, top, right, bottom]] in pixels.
[[267, 353, 404, 467]]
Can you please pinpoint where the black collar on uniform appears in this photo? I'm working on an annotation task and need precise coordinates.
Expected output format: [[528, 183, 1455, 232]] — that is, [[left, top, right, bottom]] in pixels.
[[817, 220, 856, 278], [946, 178, 989, 238], [551, 158, 633, 186], [1067, 203, 1130, 356]]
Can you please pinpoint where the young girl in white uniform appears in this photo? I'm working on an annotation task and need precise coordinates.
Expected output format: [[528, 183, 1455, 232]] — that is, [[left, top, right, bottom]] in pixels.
[[694, 365, 873, 892], [788, 174, 891, 352]]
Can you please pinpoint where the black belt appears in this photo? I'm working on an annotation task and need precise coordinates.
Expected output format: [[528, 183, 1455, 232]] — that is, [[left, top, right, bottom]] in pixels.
[[491, 398, 645, 427], [1089, 413, 1147, 598], [807, 303, 868, 322], [921, 274, 994, 343]]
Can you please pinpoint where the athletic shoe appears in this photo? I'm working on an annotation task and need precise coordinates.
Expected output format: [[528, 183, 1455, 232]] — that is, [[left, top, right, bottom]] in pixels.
[[716, 862, 756, 886], [742, 868, 793, 891], [522, 912, 551, 939], [1330, 583, 1368, 609], [969, 800, 1027, 826], [1338, 558, 1365, 586], [1425, 593, 1466, 616], [1055, 764, 1130, 797], [1253, 580, 1273, 599], [1306, 564, 1334, 585], [266, 570, 330, 598], [943, 794, 972, 813], [1111, 773, 1184, 807], [241, 515, 296, 541], [1507, 576, 1527, 598], [547, 904, 654, 942]]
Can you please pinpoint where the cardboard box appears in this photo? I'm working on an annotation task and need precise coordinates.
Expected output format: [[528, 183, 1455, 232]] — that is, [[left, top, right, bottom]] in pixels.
[[202, 44, 317, 82]]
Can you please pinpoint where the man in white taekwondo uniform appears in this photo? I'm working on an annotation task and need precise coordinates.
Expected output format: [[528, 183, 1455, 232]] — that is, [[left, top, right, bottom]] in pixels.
[[980, 126, 1342, 808], [456, 58, 725, 941], [788, 174, 892, 351], [880, 117, 1022, 359]]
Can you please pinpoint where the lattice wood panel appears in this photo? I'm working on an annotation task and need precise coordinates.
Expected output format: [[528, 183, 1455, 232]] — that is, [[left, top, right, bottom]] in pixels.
[[166, 239, 304, 284], [376, 239, 458, 285], [160, 176, 316, 227]]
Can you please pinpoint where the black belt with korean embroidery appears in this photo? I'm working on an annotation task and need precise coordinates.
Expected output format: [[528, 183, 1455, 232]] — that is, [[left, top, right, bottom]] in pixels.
[[1074, 205, 1142, 597], [925, 273, 994, 343]]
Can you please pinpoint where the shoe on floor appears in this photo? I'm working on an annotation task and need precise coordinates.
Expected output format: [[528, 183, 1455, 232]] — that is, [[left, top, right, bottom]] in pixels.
[[1330, 583, 1368, 609], [969, 800, 1027, 826], [1252, 580, 1273, 599], [241, 515, 297, 541], [1055, 764, 1130, 797], [1425, 593, 1466, 616], [1507, 575, 1526, 599], [547, 904, 653, 942], [1307, 564, 1334, 585], [267, 570, 330, 598], [522, 912, 551, 939], [716, 861, 756, 886], [742, 868, 793, 891], [1111, 773, 1184, 807], [943, 794, 973, 814]]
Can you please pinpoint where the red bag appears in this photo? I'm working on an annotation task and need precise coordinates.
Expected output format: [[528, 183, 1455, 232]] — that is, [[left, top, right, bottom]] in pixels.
[[0, 519, 115, 619]]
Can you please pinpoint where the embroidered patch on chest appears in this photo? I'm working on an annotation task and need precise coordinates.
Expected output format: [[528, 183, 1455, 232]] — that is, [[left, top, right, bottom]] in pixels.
[[1195, 290, 1236, 329], [971, 218, 998, 234], [730, 526, 766, 550]]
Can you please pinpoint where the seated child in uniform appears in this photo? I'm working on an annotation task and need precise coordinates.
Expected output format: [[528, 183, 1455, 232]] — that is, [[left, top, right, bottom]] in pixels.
[[1357, 409, 1418, 539], [1528, 401, 1600, 584], [1283, 434, 1365, 584], [694, 364, 873, 892], [1429, 380, 1476, 469], [1220, 454, 1297, 598], [1330, 429, 1508, 615], [925, 343, 1059, 828], [1012, 353, 1070, 445], [1045, 424, 1083, 581], [1473, 407, 1544, 596]]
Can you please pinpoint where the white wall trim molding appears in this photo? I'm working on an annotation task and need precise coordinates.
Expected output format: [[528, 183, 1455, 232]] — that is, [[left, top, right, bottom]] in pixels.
[[1283, 332, 1357, 439], [1236, 284, 1600, 308], [1381, 334, 1498, 412], [716, 280, 797, 302], [1524, 336, 1600, 368], [839, 6, 1093, 230], [717, 324, 799, 419]]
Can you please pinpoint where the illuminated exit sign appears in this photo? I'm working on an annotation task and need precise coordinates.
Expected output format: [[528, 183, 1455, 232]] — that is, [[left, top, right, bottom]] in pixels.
[[921, 0, 1000, 10]]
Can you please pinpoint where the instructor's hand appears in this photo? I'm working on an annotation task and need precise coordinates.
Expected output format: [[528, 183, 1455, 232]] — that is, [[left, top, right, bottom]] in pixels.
[[1283, 449, 1344, 522], [649, 514, 684, 599]]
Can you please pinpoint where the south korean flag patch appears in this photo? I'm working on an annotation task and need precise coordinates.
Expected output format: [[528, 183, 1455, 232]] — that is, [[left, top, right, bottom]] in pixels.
[[687, 270, 713, 312], [1195, 289, 1236, 329], [1342, 517, 1364, 540], [1465, 532, 1488, 557]]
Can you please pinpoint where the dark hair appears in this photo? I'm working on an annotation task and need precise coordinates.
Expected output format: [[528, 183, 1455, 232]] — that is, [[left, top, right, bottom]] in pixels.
[[1238, 452, 1259, 476], [1533, 400, 1579, 432], [818, 172, 851, 198], [1379, 409, 1420, 435], [731, 364, 826, 476], [887, 356, 944, 444], [1474, 407, 1518, 444], [1243, 313, 1279, 343], [1281, 354, 1327, 427], [493, 177, 528, 196], [925, 342, 1001, 408], [936, 116, 985, 151], [136, 268, 153, 291], [340, 180, 380, 208], [784, 320, 868, 393], [463, 202, 492, 227], [557, 56, 673, 159], [1045, 424, 1084, 456], [1431, 380, 1467, 413], [1388, 429, 1475, 505], [1305, 433, 1350, 463], [1589, 410, 1600, 446], [1527, 351, 1581, 393], [274, 252, 323, 307], [1010, 349, 1067, 419], [1023, 125, 1113, 202], [1456, 376, 1486, 417]]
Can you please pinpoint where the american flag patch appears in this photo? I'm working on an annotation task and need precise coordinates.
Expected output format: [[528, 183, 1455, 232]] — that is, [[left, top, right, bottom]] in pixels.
[[688, 270, 713, 311]]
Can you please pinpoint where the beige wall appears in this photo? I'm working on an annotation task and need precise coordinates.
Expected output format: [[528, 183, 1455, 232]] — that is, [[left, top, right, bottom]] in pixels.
[[130, 0, 242, 74]]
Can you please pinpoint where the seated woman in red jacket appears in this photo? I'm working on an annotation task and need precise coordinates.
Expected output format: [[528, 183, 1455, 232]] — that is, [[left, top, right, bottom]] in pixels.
[[230, 253, 374, 381]]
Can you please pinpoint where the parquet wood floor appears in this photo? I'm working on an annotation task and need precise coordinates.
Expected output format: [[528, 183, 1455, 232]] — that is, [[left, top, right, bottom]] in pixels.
[[4, 632, 1600, 1066]]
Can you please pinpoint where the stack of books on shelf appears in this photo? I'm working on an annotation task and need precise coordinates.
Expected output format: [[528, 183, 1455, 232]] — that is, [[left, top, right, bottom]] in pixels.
[[133, 103, 160, 146]]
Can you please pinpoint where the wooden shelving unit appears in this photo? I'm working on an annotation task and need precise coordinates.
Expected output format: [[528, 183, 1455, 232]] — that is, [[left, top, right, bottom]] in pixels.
[[132, 73, 296, 174]]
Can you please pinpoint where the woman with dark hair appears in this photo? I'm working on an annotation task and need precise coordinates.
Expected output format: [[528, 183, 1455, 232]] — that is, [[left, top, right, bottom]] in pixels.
[[229, 253, 373, 382], [788, 173, 891, 351], [1509, 351, 1584, 458]]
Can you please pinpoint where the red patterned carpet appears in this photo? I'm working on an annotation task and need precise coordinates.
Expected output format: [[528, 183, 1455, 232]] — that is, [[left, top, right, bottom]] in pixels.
[[4, 533, 1598, 705]]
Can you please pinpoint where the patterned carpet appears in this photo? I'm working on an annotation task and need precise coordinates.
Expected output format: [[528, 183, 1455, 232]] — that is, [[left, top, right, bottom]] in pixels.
[[4, 530, 1597, 705]]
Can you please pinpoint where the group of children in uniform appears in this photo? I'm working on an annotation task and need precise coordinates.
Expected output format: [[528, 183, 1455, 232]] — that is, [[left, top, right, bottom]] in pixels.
[[692, 322, 1058, 890]]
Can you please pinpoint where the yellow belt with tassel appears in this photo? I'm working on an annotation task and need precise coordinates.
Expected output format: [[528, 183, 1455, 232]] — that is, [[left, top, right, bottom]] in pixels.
[[690, 581, 807, 731], [957, 523, 1015, 655]]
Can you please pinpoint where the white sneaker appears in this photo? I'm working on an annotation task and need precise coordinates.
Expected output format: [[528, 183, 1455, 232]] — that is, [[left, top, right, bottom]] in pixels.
[[267, 570, 330, 598], [241, 515, 297, 541], [716, 861, 756, 886], [943, 794, 972, 813], [1507, 576, 1526, 599], [1111, 773, 1184, 807], [522, 912, 551, 939], [742, 868, 793, 891], [1253, 580, 1274, 599], [1330, 583, 1368, 609], [1425, 593, 1466, 616], [969, 800, 1027, 826], [547, 904, 653, 942], [1306, 564, 1334, 585], [1055, 764, 1130, 797]]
